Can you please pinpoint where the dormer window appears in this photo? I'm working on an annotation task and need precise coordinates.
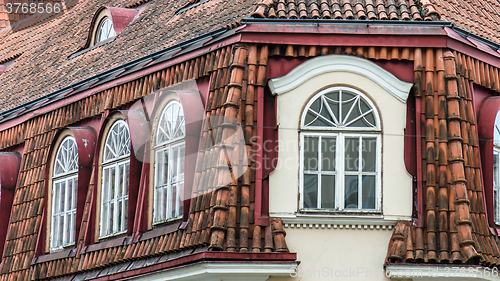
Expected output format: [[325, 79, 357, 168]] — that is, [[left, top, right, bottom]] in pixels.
[[85, 7, 138, 48], [96, 17, 116, 43]]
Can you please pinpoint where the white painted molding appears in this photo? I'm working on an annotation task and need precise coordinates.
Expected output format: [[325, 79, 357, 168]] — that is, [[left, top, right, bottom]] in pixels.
[[268, 55, 413, 103], [274, 213, 412, 230], [133, 262, 297, 281], [386, 265, 500, 281]]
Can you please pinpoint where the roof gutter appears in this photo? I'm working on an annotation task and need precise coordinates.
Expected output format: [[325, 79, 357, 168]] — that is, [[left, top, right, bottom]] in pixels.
[[452, 25, 500, 51]]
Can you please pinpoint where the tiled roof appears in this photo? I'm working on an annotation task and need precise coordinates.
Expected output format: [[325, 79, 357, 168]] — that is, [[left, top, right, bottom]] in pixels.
[[386, 49, 500, 266], [250, 0, 430, 21], [0, 43, 291, 280], [0, 0, 260, 112], [432, 0, 500, 44]]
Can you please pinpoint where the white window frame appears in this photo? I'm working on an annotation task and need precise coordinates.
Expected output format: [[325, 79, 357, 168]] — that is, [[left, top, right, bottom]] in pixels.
[[153, 100, 185, 224], [51, 136, 78, 251], [493, 111, 500, 224], [100, 120, 130, 238], [96, 17, 116, 43], [299, 86, 382, 213]]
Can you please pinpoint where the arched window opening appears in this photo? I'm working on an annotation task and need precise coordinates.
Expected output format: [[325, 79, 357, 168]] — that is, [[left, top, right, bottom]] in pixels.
[[100, 120, 131, 237], [153, 100, 185, 224], [51, 136, 78, 251], [300, 87, 381, 212]]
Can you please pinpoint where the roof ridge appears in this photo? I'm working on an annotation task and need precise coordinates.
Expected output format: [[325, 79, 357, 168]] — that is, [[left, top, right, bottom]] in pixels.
[[250, 0, 436, 20]]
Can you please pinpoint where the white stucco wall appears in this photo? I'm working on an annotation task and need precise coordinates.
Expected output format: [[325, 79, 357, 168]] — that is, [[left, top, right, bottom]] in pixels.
[[268, 228, 397, 281], [267, 55, 414, 281]]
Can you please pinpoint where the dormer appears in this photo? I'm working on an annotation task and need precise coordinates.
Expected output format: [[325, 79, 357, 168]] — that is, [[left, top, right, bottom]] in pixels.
[[85, 7, 138, 47]]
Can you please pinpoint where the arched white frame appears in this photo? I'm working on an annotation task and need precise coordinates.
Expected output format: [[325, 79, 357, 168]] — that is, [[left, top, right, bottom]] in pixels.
[[493, 111, 500, 224], [300, 86, 382, 212], [154, 100, 185, 224], [51, 136, 78, 251], [100, 120, 130, 237], [96, 17, 116, 43]]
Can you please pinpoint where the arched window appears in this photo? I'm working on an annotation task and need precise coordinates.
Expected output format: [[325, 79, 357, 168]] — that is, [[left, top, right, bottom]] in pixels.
[[493, 111, 500, 224], [300, 86, 381, 211], [96, 17, 116, 43], [153, 100, 185, 224], [51, 136, 78, 251], [100, 120, 130, 237]]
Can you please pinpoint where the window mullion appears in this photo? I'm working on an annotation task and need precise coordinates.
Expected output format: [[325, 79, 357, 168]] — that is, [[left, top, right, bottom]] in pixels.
[[176, 145, 181, 217], [358, 136, 362, 210], [300, 133, 304, 209], [168, 145, 173, 219], [121, 162, 126, 232], [114, 163, 119, 234], [318, 135, 322, 209], [154, 151, 158, 223], [377, 134, 381, 211], [51, 183, 58, 250], [338, 133, 344, 210]]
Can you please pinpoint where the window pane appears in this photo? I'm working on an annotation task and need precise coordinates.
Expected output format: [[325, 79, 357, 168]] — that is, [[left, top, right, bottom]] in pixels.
[[72, 178, 78, 209], [362, 138, 377, 172], [341, 92, 357, 124], [172, 147, 179, 183], [321, 175, 335, 209], [156, 150, 164, 185], [118, 200, 123, 231], [64, 213, 70, 244], [53, 182, 60, 214], [172, 184, 177, 219], [110, 167, 116, 199], [345, 138, 359, 171], [495, 151, 499, 187], [70, 211, 75, 244], [344, 175, 358, 209], [321, 137, 336, 171], [124, 198, 128, 230], [118, 164, 124, 197], [303, 174, 318, 208], [496, 187, 500, 223], [60, 181, 66, 213], [58, 214, 64, 246], [67, 179, 73, 210], [124, 162, 130, 195], [304, 137, 318, 171], [362, 175, 376, 209], [179, 145, 185, 176], [109, 202, 114, 235], [164, 149, 170, 185], [102, 169, 108, 202], [102, 202, 108, 236]]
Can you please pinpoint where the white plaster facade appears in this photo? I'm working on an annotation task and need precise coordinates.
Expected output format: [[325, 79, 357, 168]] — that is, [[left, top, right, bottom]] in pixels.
[[267, 55, 413, 281]]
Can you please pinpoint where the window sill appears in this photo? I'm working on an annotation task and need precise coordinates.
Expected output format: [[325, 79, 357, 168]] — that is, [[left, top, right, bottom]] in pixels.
[[273, 213, 411, 230], [33, 248, 76, 264]]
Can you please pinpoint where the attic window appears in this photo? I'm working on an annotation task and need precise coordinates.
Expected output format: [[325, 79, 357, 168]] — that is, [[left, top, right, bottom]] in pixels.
[[96, 18, 116, 43], [86, 7, 138, 48]]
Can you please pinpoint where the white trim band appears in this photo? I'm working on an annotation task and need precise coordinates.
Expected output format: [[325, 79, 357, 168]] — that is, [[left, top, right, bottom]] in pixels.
[[132, 262, 298, 281], [274, 213, 411, 230], [268, 55, 413, 103]]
